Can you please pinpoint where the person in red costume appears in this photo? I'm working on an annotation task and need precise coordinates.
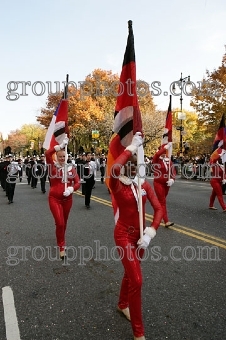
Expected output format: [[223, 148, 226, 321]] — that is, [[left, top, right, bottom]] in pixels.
[[209, 149, 226, 211], [109, 132, 163, 340], [152, 142, 176, 228], [45, 137, 80, 260]]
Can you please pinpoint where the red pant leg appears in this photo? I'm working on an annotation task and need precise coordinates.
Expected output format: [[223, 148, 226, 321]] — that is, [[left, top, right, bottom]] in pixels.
[[154, 181, 169, 223], [210, 180, 226, 210], [114, 223, 145, 338], [49, 196, 72, 251]]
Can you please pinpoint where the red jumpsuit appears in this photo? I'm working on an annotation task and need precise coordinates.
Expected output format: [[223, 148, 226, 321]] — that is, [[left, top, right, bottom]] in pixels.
[[45, 148, 80, 251], [209, 159, 226, 211], [152, 147, 176, 225], [109, 149, 163, 338]]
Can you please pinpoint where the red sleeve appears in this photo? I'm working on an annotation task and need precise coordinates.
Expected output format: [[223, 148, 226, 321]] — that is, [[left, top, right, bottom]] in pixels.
[[152, 148, 166, 163], [72, 172, 80, 191], [45, 148, 55, 166], [143, 181, 163, 230], [109, 149, 132, 193]]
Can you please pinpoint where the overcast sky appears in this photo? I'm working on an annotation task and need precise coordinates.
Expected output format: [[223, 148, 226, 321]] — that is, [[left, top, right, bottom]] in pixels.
[[1, 0, 226, 137]]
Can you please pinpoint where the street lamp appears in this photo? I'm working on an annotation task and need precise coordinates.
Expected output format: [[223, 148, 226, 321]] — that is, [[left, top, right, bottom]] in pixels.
[[172, 73, 190, 156]]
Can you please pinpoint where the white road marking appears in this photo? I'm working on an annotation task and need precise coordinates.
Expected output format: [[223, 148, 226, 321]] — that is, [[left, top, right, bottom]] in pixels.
[[2, 286, 21, 340]]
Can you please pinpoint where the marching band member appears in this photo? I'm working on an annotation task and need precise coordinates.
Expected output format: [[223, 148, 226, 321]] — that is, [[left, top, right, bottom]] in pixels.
[[152, 143, 176, 227], [109, 132, 163, 340], [45, 137, 80, 260], [209, 150, 226, 211], [6, 157, 21, 204]]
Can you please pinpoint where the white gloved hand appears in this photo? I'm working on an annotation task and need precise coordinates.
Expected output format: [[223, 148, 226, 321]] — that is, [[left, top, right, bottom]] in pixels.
[[54, 136, 70, 151], [125, 132, 143, 155], [166, 179, 174, 187], [137, 226, 156, 249], [62, 136, 69, 145], [144, 226, 157, 239], [137, 234, 151, 249], [131, 132, 143, 148], [164, 142, 172, 150], [59, 136, 69, 149], [222, 179, 226, 185], [63, 186, 74, 197]]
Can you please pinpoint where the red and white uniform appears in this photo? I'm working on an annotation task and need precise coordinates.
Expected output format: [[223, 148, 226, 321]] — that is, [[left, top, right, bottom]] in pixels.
[[209, 158, 226, 210], [152, 147, 176, 224], [45, 147, 80, 251], [109, 149, 162, 338]]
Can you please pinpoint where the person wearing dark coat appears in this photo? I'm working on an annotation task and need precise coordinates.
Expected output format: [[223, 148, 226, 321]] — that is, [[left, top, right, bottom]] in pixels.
[[83, 152, 96, 208], [30, 156, 38, 189], [0, 155, 10, 192], [6, 158, 21, 204], [37, 154, 48, 193], [99, 153, 107, 184]]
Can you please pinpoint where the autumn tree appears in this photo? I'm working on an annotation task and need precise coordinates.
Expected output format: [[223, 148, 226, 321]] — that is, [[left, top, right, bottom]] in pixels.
[[171, 109, 205, 156], [36, 69, 164, 154], [7, 124, 46, 156], [190, 50, 226, 153]]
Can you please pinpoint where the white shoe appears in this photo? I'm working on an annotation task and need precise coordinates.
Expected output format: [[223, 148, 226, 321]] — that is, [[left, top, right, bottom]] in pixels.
[[117, 306, 131, 321], [60, 250, 66, 260], [134, 336, 145, 340]]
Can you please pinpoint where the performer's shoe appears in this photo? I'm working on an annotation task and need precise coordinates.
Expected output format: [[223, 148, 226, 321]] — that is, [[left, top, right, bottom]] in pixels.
[[165, 222, 174, 228], [85, 205, 90, 209], [209, 206, 217, 210], [133, 336, 145, 340], [223, 209, 226, 212], [117, 306, 131, 321], [60, 250, 66, 260]]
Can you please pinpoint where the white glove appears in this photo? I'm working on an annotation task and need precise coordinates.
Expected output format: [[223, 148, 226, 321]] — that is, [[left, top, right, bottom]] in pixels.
[[125, 132, 143, 155], [166, 179, 174, 186], [59, 136, 69, 149], [137, 226, 156, 249], [222, 179, 226, 185], [62, 136, 69, 145], [54, 137, 69, 151], [63, 186, 74, 197], [137, 234, 151, 249], [164, 142, 172, 150], [131, 132, 143, 148]]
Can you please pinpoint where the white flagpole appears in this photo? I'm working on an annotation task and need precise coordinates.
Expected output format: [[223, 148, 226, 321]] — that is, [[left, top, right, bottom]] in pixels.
[[137, 145, 145, 240], [64, 134, 68, 191], [64, 73, 69, 191], [168, 144, 172, 180]]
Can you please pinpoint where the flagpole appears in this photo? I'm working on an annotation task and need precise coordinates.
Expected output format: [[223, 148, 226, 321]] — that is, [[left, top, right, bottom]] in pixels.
[[168, 145, 172, 180], [64, 74, 69, 190], [137, 145, 144, 240]]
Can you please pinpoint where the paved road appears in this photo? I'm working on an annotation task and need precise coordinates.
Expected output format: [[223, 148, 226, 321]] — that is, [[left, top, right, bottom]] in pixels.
[[0, 175, 226, 340]]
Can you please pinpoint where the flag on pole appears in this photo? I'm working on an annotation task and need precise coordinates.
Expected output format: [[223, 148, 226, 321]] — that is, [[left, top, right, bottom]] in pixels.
[[43, 99, 69, 150], [212, 113, 226, 151], [161, 95, 172, 158], [210, 113, 226, 163], [105, 20, 143, 188]]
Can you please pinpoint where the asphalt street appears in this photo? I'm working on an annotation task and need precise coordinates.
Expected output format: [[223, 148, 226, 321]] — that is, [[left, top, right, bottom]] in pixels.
[[0, 174, 226, 340]]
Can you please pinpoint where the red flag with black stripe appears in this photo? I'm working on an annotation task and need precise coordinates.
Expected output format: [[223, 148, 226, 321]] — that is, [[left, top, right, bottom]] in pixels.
[[210, 113, 226, 163], [161, 95, 172, 158], [212, 113, 226, 152], [105, 20, 143, 188], [43, 99, 69, 150], [162, 95, 172, 144]]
